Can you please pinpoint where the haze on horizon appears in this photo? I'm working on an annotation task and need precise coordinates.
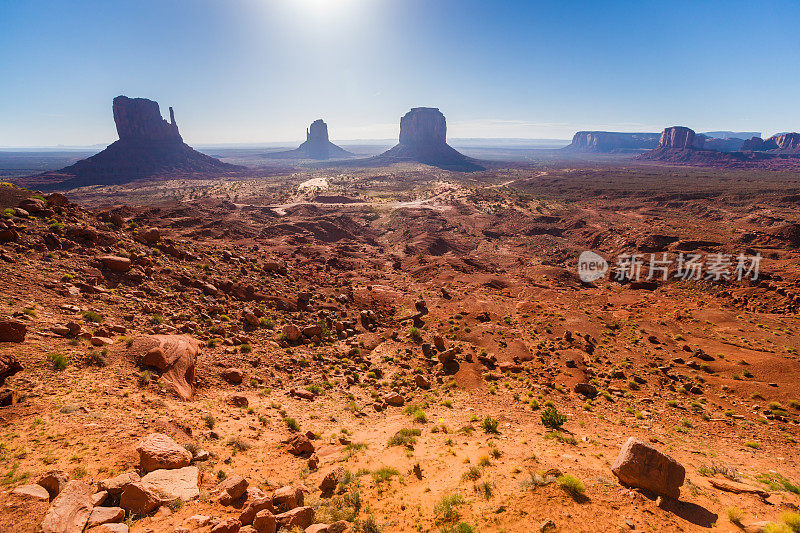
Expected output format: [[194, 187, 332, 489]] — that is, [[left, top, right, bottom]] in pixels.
[[1, 0, 798, 148]]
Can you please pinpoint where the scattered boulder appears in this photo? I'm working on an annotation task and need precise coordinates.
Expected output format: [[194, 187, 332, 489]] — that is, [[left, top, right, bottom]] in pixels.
[[383, 392, 404, 406], [216, 474, 249, 505], [222, 367, 244, 384], [119, 481, 162, 516], [87, 506, 125, 527], [276, 507, 314, 530], [611, 437, 685, 498], [12, 484, 50, 501], [229, 394, 249, 408], [141, 466, 199, 502], [211, 518, 242, 533], [136, 433, 192, 472], [282, 324, 301, 342], [0, 319, 27, 343], [239, 496, 275, 525], [98, 255, 132, 273], [319, 466, 345, 493], [574, 383, 598, 398], [272, 485, 304, 512], [285, 434, 315, 456], [39, 480, 94, 533], [0, 353, 22, 384], [38, 470, 69, 499], [252, 509, 277, 533], [132, 335, 199, 400], [99, 472, 140, 495]]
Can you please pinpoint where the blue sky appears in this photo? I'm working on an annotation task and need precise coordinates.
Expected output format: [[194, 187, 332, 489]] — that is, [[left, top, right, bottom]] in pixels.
[[1, 0, 798, 146]]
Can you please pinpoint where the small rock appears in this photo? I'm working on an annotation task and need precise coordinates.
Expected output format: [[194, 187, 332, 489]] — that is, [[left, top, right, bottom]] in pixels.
[[276, 507, 314, 530], [216, 474, 249, 505]]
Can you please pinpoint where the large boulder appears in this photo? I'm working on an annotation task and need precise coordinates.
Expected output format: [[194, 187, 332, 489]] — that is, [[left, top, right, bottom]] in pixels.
[[131, 335, 199, 400], [239, 495, 275, 525], [135, 433, 192, 473], [140, 466, 199, 502], [39, 480, 94, 533], [0, 320, 27, 343], [99, 472, 140, 495], [0, 353, 23, 384], [215, 474, 249, 505], [119, 481, 162, 516], [276, 507, 314, 530], [97, 255, 132, 273], [611, 437, 685, 498], [272, 485, 304, 512]]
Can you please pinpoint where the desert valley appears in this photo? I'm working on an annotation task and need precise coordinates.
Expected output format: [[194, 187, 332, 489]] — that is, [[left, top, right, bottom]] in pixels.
[[0, 95, 799, 533]]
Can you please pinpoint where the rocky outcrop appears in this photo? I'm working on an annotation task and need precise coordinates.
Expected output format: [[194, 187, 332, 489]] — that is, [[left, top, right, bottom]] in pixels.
[[131, 334, 199, 400], [657, 126, 706, 150], [30, 96, 242, 190], [564, 131, 659, 153], [0, 353, 22, 384], [268, 119, 353, 160], [357, 107, 484, 171], [743, 132, 800, 153], [113, 96, 181, 142]]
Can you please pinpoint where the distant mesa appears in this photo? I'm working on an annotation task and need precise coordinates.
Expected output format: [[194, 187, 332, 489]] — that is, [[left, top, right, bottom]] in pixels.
[[23, 96, 242, 190], [563, 131, 659, 153], [741, 133, 800, 153], [564, 129, 762, 154], [638, 126, 800, 168], [267, 119, 353, 160], [359, 107, 484, 171]]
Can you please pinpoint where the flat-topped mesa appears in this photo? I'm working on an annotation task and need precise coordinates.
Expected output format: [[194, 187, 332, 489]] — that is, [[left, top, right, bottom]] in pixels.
[[657, 126, 705, 150], [113, 96, 182, 142], [398, 107, 447, 149], [565, 131, 659, 153]]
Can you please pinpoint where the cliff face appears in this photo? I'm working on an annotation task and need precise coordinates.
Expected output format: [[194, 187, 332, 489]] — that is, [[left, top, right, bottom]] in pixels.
[[742, 133, 800, 152], [398, 107, 447, 149], [268, 119, 352, 160], [31, 96, 241, 189], [657, 126, 706, 150], [113, 96, 181, 142], [564, 131, 659, 152], [376, 108, 483, 171]]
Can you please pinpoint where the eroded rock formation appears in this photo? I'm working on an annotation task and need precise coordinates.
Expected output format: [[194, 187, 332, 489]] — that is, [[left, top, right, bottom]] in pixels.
[[268, 119, 352, 160], [657, 126, 706, 150], [371, 108, 484, 171], [743, 133, 800, 153], [30, 96, 242, 189]]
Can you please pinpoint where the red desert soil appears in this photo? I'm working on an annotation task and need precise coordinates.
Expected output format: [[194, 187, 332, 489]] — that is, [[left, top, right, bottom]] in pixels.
[[0, 164, 799, 533]]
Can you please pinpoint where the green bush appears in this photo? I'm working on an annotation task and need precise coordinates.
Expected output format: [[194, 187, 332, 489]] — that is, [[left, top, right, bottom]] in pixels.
[[481, 415, 499, 434], [541, 407, 567, 429], [47, 352, 69, 371]]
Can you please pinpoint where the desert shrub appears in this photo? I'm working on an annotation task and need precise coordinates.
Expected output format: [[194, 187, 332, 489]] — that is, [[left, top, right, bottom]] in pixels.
[[82, 310, 104, 323], [409, 327, 422, 344], [85, 350, 106, 367], [782, 512, 800, 532], [202, 413, 215, 429], [462, 466, 482, 481], [481, 415, 499, 434], [541, 407, 567, 429], [227, 437, 251, 453], [47, 352, 69, 371], [284, 417, 299, 431], [359, 516, 380, 533], [435, 492, 466, 524], [441, 524, 475, 533], [557, 474, 585, 500], [726, 506, 744, 526], [372, 467, 399, 484], [388, 428, 421, 448]]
